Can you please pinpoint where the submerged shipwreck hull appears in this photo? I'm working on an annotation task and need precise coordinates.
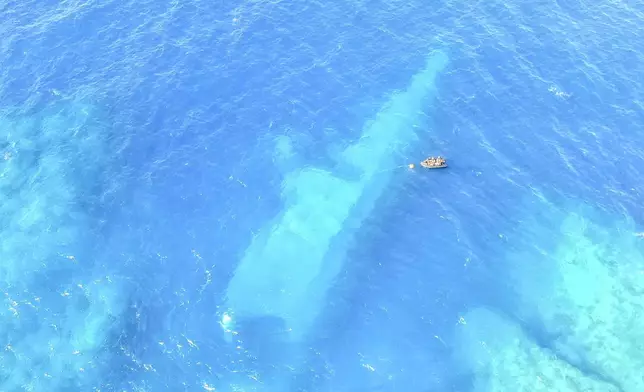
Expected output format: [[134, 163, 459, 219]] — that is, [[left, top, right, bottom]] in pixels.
[[221, 51, 450, 348]]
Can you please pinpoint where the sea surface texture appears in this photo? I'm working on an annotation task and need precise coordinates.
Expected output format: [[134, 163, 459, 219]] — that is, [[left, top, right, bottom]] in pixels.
[[1, 0, 644, 391]]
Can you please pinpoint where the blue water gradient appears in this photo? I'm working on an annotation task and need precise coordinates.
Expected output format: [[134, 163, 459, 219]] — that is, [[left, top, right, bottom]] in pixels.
[[1, 0, 644, 390]]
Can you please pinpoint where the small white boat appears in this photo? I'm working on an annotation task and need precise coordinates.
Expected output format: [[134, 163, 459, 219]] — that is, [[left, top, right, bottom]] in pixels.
[[420, 156, 448, 169]]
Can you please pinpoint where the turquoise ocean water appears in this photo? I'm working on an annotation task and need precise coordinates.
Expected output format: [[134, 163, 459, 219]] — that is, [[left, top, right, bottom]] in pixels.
[[1, 0, 644, 391]]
